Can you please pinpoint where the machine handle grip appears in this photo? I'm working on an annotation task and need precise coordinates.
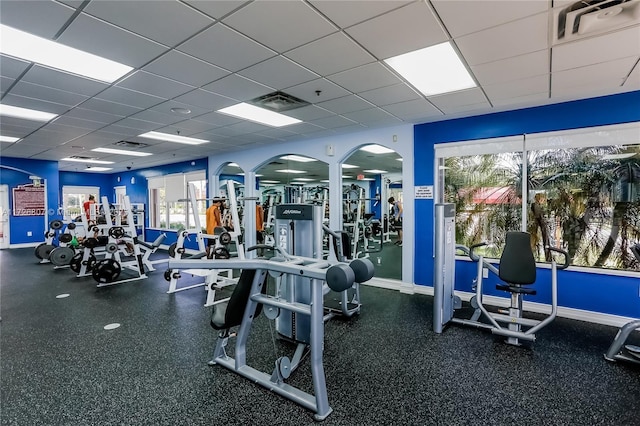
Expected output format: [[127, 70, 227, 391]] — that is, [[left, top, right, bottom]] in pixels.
[[547, 246, 570, 270], [468, 242, 488, 262]]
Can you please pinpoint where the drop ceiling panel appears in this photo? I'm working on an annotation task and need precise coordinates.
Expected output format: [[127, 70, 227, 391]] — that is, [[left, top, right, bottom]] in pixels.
[[202, 75, 273, 102], [283, 121, 325, 135], [20, 128, 85, 145], [345, 2, 448, 59], [317, 94, 374, 115], [428, 88, 489, 112], [177, 24, 276, 72], [156, 120, 218, 136], [552, 56, 639, 92], [57, 13, 169, 68], [432, 0, 549, 38], [484, 74, 549, 102], [173, 89, 238, 110], [223, 1, 336, 53], [456, 12, 549, 66], [10, 81, 88, 107], [63, 108, 123, 125], [284, 78, 351, 103], [625, 62, 640, 88], [492, 92, 549, 107], [0, 144, 47, 157], [358, 84, 420, 106], [279, 105, 334, 122], [238, 56, 319, 91], [255, 127, 298, 140], [21, 65, 109, 97], [80, 98, 143, 117], [309, 0, 412, 28], [342, 107, 399, 124], [2, 94, 71, 115], [218, 120, 272, 135], [53, 116, 108, 131], [309, 115, 357, 130], [0, 117, 42, 134], [84, 0, 214, 47], [552, 26, 640, 72], [183, 0, 251, 20], [95, 86, 165, 109], [382, 99, 442, 121], [285, 32, 375, 77], [110, 118, 160, 132], [148, 100, 211, 118], [127, 109, 184, 126], [190, 111, 242, 127], [471, 50, 549, 86], [1, 77, 15, 96], [0, 55, 31, 79], [116, 71, 194, 99], [552, 78, 627, 99], [0, 0, 75, 39], [144, 51, 229, 87], [327, 62, 403, 94]]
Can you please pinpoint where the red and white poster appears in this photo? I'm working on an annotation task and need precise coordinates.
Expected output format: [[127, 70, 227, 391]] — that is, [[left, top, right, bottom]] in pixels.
[[12, 184, 45, 216]]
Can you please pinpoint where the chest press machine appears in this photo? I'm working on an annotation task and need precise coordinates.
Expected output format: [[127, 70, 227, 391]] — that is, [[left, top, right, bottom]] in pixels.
[[168, 246, 374, 421]]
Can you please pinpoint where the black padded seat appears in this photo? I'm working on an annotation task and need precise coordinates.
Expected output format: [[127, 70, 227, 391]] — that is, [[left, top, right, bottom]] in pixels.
[[497, 232, 537, 293], [211, 268, 267, 330]]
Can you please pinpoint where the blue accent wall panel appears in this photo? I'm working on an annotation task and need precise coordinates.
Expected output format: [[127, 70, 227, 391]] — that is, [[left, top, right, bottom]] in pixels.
[[59, 171, 112, 200], [414, 91, 640, 318]]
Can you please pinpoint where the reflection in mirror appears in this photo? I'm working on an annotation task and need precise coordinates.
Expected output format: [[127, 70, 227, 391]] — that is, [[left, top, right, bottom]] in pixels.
[[342, 144, 403, 280], [215, 162, 245, 258]]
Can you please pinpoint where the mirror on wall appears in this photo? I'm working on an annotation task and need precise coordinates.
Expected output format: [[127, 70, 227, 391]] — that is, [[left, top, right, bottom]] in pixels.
[[342, 144, 403, 280]]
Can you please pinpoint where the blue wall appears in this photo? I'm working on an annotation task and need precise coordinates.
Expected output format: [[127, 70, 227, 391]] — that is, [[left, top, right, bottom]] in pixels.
[[414, 90, 640, 318], [59, 171, 112, 202]]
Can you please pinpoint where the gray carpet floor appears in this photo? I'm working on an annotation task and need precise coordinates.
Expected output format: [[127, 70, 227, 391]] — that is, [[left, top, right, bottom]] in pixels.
[[1, 247, 638, 425]]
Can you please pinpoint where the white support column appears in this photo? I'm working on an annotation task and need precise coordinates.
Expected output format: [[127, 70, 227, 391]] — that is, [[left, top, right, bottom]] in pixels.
[[244, 172, 257, 257], [327, 162, 342, 261]]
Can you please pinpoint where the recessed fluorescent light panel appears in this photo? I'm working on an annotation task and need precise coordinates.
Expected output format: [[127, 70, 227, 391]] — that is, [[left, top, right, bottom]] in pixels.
[[364, 169, 388, 174], [0, 24, 133, 83], [281, 155, 316, 162], [360, 144, 395, 154], [260, 180, 280, 184], [275, 169, 306, 174], [342, 164, 357, 169], [218, 103, 301, 127], [238, 173, 263, 177], [384, 41, 476, 96], [0, 104, 57, 122], [293, 178, 314, 182], [0, 135, 20, 143], [61, 157, 114, 164], [85, 167, 112, 172], [138, 131, 209, 145], [92, 147, 152, 157]]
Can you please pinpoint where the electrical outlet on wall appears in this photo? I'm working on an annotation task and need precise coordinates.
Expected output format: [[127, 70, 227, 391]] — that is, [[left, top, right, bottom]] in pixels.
[[482, 268, 488, 278], [27, 231, 32, 236]]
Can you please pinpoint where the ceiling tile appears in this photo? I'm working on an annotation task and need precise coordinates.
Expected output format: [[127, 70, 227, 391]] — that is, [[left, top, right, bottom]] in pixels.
[[309, 0, 412, 28], [128, 110, 185, 126], [382, 99, 442, 121], [327, 62, 402, 94], [0, 143, 46, 157], [96, 86, 165, 109], [173, 89, 238, 110], [279, 105, 334, 121], [10, 81, 88, 107], [223, 1, 336, 53], [177, 24, 276, 72], [63, 108, 123, 125], [183, 1, 251, 20], [190, 111, 241, 127], [239, 56, 318, 90], [484, 74, 549, 102], [1, 76, 15, 96], [0, 0, 75, 38], [342, 107, 399, 124], [552, 56, 639, 93], [309, 115, 357, 130], [2, 93, 71, 115], [432, 0, 549, 38], [116, 71, 194, 99], [345, 2, 448, 60], [156, 120, 218, 136], [625, 61, 640, 88], [21, 65, 109, 97], [221, 120, 272, 134], [201, 75, 273, 102], [492, 91, 549, 107], [149, 100, 212, 118], [52, 116, 107, 131], [84, 0, 214, 47], [552, 79, 627, 99], [358, 84, 420, 106], [0, 116, 43, 133], [317, 95, 374, 115], [471, 50, 549, 86], [57, 13, 168, 68], [428, 88, 489, 113], [80, 98, 143, 117], [280, 121, 324, 135], [0, 55, 30, 79], [144, 51, 229, 87], [552, 26, 640, 72], [111, 118, 160, 132], [286, 32, 375, 76], [456, 12, 549, 66], [284, 78, 350, 103]]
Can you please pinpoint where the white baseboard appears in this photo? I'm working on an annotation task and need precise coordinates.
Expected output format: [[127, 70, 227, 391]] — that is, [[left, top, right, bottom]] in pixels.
[[9, 242, 41, 249]]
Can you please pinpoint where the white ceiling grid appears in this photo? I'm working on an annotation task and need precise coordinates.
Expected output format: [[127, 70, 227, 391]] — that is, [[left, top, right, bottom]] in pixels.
[[0, 0, 636, 172]]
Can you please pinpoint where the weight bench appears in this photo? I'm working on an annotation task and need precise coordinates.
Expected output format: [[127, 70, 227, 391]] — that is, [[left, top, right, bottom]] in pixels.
[[604, 243, 640, 364], [138, 233, 167, 272]]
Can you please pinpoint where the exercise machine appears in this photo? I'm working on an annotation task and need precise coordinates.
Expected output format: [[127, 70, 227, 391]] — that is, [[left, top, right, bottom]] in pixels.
[[604, 242, 640, 364], [168, 245, 375, 421], [433, 203, 570, 346]]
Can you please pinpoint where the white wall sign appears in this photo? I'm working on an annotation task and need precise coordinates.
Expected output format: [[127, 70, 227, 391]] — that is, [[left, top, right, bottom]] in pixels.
[[415, 185, 433, 199]]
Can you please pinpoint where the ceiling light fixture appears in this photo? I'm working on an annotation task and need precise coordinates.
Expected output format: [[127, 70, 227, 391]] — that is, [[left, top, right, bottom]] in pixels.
[[342, 164, 357, 169], [61, 157, 114, 164], [92, 147, 152, 157], [281, 154, 317, 162], [275, 169, 306, 174], [360, 144, 395, 154], [84, 167, 113, 172], [384, 41, 476, 96], [292, 178, 314, 181], [0, 135, 20, 143], [260, 180, 280, 184], [170, 107, 191, 115], [0, 104, 57, 122], [0, 24, 133, 83], [218, 103, 301, 127], [364, 169, 388, 174], [138, 131, 209, 145]]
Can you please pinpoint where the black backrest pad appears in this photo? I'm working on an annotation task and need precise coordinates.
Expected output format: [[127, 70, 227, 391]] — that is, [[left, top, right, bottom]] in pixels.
[[499, 232, 536, 285], [211, 269, 266, 330]]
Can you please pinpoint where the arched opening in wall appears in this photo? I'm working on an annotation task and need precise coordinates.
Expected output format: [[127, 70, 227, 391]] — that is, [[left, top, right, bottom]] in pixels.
[[255, 154, 328, 251], [342, 144, 403, 280]]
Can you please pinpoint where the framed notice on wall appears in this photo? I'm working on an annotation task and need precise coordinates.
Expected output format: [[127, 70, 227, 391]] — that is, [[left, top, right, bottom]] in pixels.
[[12, 184, 45, 216]]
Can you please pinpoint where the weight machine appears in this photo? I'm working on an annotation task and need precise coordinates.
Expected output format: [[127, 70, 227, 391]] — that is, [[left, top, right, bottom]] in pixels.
[[168, 244, 375, 421], [604, 243, 640, 364], [433, 203, 570, 346]]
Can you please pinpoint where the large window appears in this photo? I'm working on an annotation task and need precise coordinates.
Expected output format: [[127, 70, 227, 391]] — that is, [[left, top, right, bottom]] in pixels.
[[148, 171, 206, 230], [437, 124, 640, 272], [62, 186, 100, 221]]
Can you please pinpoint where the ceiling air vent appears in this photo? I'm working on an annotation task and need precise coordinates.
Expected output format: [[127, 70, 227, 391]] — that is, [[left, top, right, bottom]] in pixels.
[[248, 91, 310, 112], [114, 140, 149, 148], [553, 0, 640, 45]]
